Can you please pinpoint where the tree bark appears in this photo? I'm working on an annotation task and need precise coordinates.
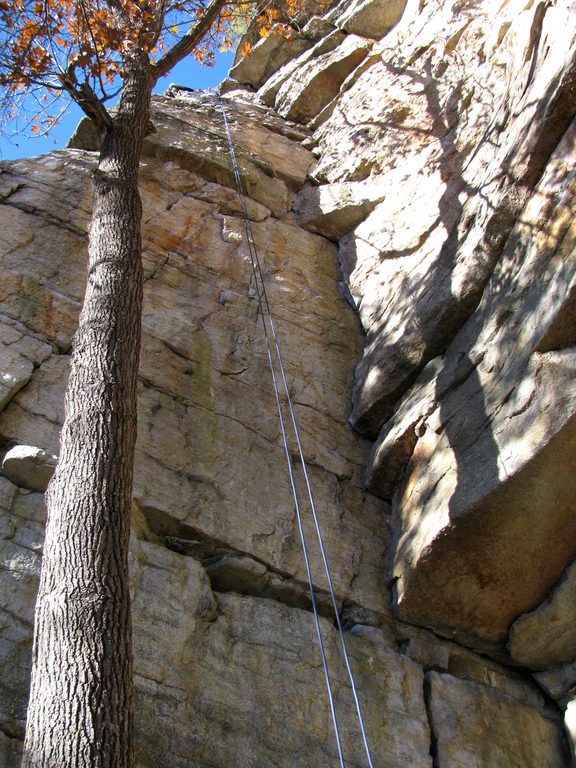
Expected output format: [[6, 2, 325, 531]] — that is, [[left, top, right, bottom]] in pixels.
[[22, 52, 151, 768]]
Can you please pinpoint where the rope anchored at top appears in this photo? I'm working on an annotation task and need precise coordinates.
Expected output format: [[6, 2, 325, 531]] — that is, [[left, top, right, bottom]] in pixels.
[[218, 91, 376, 768]]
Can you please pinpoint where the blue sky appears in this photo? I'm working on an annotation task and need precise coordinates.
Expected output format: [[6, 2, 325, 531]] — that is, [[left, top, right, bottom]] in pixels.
[[0, 51, 235, 161]]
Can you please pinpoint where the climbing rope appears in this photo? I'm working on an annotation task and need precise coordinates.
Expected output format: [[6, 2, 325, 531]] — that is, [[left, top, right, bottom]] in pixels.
[[218, 92, 375, 768]]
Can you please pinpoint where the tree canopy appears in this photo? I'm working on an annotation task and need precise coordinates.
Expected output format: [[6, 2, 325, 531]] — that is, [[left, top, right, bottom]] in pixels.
[[0, 0, 297, 137]]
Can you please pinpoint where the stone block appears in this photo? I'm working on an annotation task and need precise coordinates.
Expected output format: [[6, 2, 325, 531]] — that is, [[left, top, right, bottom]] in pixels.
[[426, 672, 570, 768], [275, 34, 372, 123], [508, 559, 576, 670], [333, 0, 408, 39], [2, 446, 57, 493]]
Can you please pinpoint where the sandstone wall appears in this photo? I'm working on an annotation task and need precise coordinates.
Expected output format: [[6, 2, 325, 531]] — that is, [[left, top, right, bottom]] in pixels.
[[1, 0, 575, 765]]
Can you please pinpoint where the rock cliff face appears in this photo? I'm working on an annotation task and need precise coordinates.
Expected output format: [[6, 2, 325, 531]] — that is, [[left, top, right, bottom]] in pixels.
[[1, 0, 575, 765]]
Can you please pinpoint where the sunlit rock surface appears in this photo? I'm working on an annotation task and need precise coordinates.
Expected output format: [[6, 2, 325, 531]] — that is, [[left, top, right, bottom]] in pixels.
[[1, 0, 575, 762]]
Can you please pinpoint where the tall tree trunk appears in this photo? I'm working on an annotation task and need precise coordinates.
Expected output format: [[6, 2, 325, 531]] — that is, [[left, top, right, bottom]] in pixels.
[[22, 54, 151, 768]]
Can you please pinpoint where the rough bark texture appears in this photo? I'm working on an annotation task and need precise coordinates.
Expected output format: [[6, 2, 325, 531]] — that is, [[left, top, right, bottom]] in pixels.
[[21, 54, 150, 768]]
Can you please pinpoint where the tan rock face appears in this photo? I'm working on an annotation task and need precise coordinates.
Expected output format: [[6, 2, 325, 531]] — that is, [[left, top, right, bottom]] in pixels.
[[259, 30, 347, 106], [274, 0, 576, 670], [385, 119, 576, 647], [426, 672, 570, 768], [331, 0, 407, 39], [229, 29, 314, 90], [508, 560, 576, 670], [0, 498, 434, 768], [1, 95, 389, 620], [4, 492, 565, 768], [227, 0, 576, 699], [133, 564, 432, 768], [274, 34, 373, 123], [319, 0, 576, 436]]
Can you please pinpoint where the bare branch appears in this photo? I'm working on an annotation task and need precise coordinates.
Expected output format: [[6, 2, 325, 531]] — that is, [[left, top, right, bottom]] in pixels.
[[76, 0, 111, 101], [151, 0, 228, 82], [58, 66, 113, 129], [145, 0, 169, 48]]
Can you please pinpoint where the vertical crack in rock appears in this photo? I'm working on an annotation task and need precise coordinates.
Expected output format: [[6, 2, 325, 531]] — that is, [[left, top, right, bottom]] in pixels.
[[423, 672, 440, 768]]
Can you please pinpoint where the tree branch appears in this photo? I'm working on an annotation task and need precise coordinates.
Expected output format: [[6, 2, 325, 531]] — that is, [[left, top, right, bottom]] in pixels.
[[102, 0, 129, 24], [58, 66, 113, 130], [151, 0, 228, 83]]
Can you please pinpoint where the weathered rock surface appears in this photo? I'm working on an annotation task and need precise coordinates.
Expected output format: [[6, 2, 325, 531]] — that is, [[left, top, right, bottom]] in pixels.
[[259, 30, 347, 106], [0, 319, 52, 412], [508, 560, 576, 670], [329, 0, 407, 39], [229, 29, 314, 90], [329, 0, 576, 436], [0, 495, 433, 767], [132, 567, 432, 768], [293, 178, 387, 240], [0, 479, 43, 745], [1, 446, 56, 492], [3, 494, 567, 767], [426, 671, 571, 768], [382, 116, 576, 650], [275, 34, 373, 123], [2, 102, 389, 620], [262, 0, 576, 679]]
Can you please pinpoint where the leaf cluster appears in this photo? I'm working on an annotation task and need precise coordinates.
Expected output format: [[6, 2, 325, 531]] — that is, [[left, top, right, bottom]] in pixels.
[[0, 0, 300, 137]]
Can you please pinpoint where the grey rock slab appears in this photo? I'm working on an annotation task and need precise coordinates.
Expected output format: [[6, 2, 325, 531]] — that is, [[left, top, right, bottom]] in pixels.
[[0, 732, 22, 766], [215, 77, 251, 96], [0, 354, 69, 457], [397, 621, 545, 707], [204, 552, 338, 616], [0, 499, 44, 743], [67, 116, 100, 151], [0, 139, 389, 618], [230, 0, 341, 67], [293, 177, 387, 239], [143, 109, 290, 215], [1, 445, 57, 493], [535, 661, 576, 706], [0, 328, 34, 413], [133, 584, 433, 768], [341, 182, 502, 436], [0, 509, 427, 768], [144, 94, 315, 200], [387, 117, 576, 648]]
